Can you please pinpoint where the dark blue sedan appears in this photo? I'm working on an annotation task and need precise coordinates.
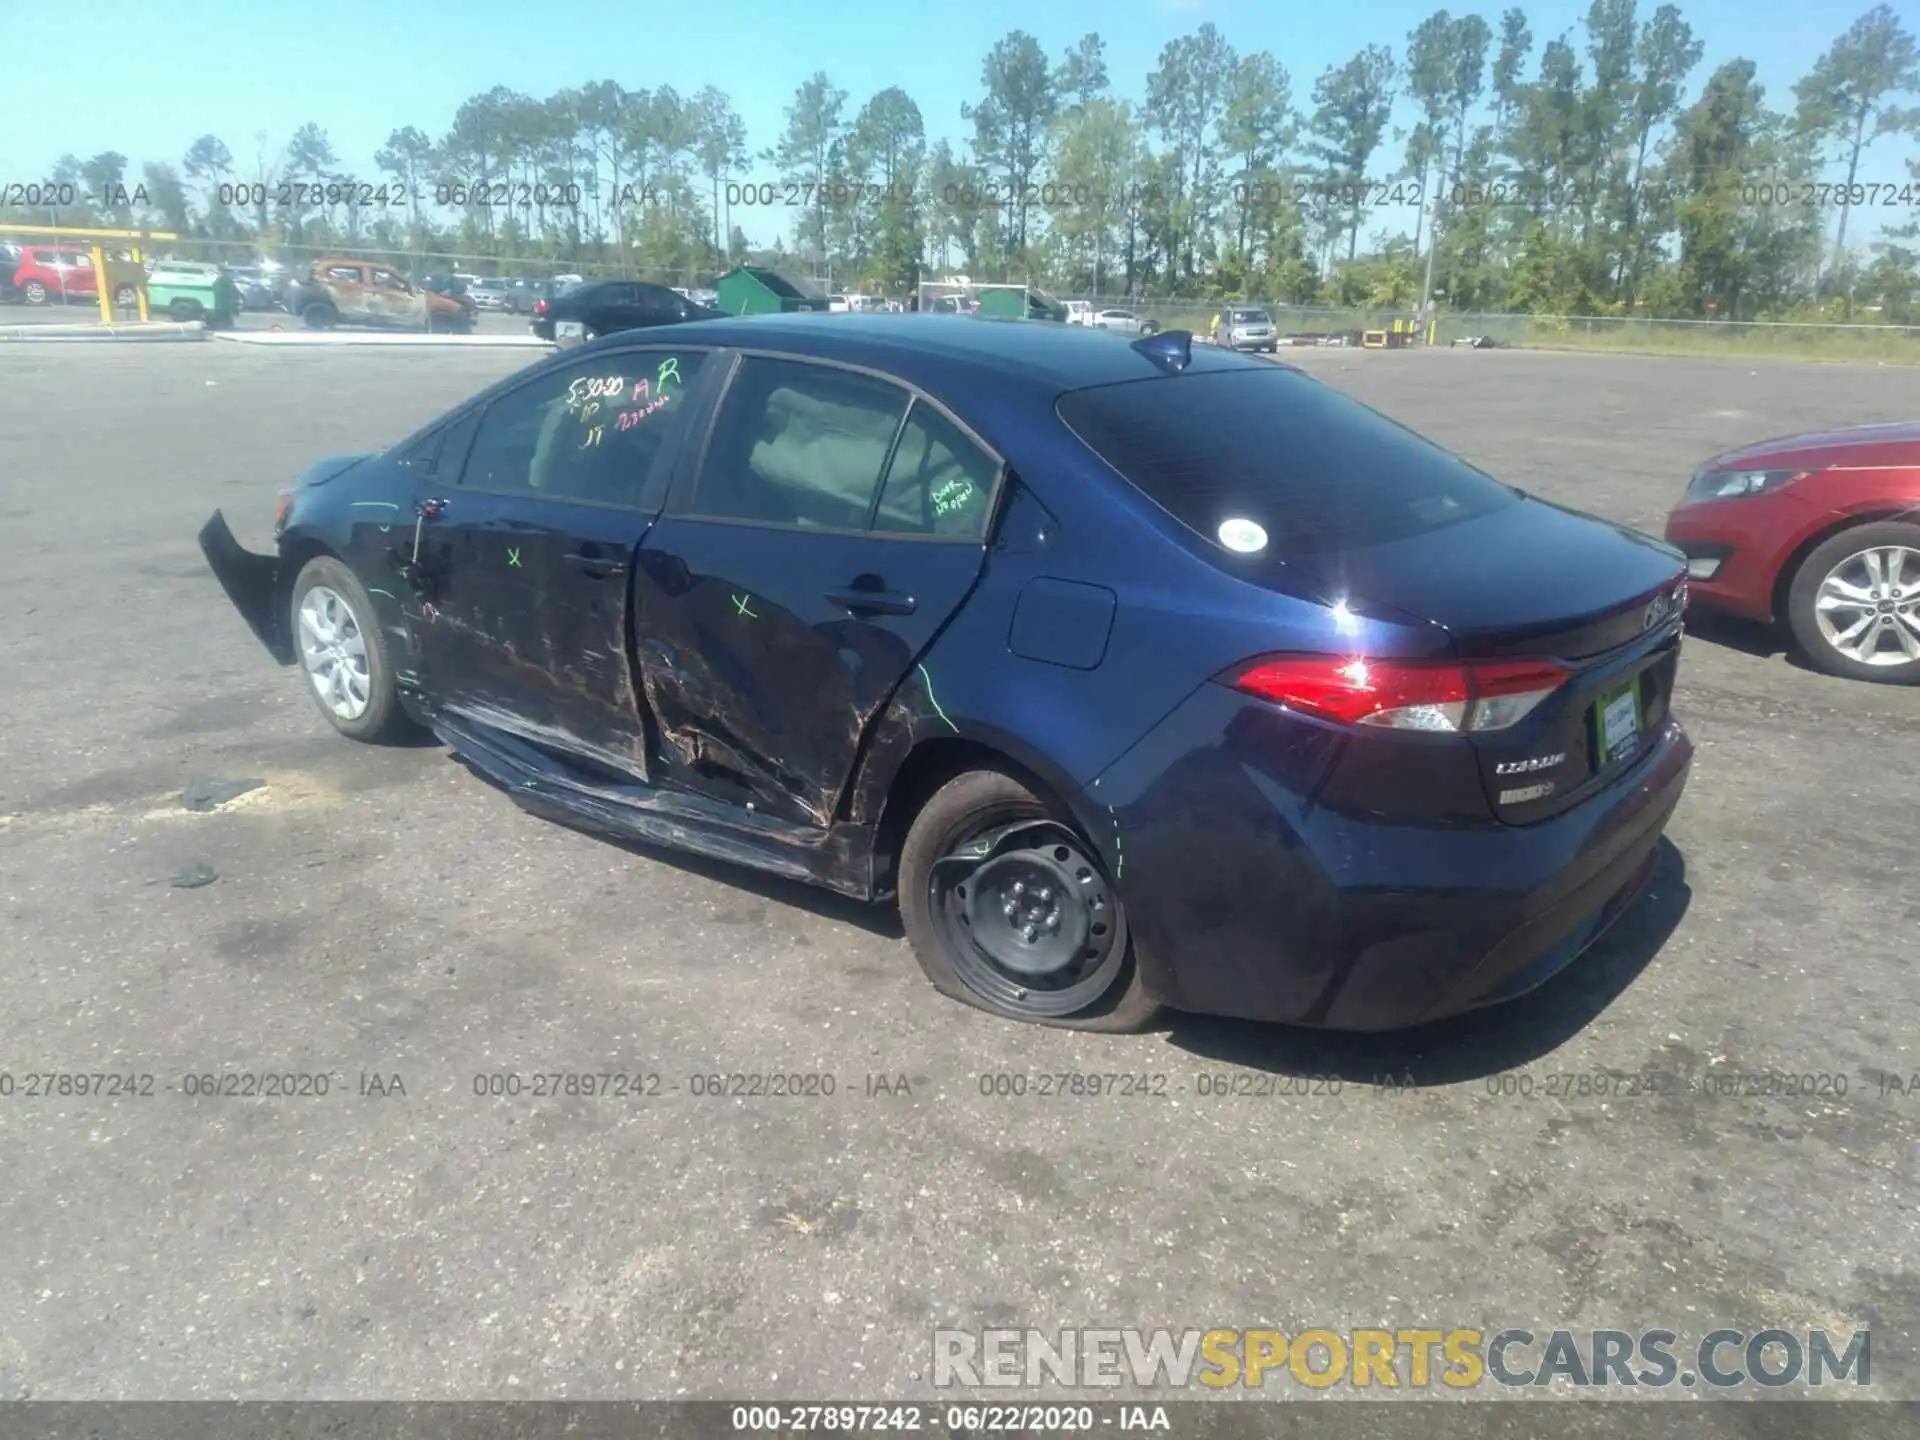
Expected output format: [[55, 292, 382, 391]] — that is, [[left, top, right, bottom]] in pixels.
[[198, 315, 1692, 1031]]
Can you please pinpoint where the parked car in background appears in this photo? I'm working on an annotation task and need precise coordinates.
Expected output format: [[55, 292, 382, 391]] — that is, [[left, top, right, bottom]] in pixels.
[[1665, 421, 1920, 683], [10, 247, 142, 307], [419, 274, 477, 320], [146, 262, 242, 326], [466, 278, 512, 312], [1212, 306, 1278, 352], [284, 259, 474, 332], [1064, 299, 1095, 326], [688, 287, 719, 309], [1092, 308, 1158, 336], [229, 266, 279, 311], [0, 242, 22, 299], [530, 279, 721, 343], [197, 319, 1691, 1032], [507, 278, 563, 315]]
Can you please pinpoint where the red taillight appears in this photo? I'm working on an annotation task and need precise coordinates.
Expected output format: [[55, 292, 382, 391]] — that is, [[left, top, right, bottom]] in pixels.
[[533, 299, 548, 316], [1227, 655, 1570, 733]]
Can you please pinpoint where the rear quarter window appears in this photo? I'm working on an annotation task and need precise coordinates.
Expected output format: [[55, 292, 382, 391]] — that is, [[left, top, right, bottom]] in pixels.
[[1057, 368, 1518, 558]]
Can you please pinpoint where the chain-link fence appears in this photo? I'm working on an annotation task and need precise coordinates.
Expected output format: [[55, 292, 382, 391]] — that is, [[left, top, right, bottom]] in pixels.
[[1056, 295, 1920, 362], [8, 222, 1919, 360]]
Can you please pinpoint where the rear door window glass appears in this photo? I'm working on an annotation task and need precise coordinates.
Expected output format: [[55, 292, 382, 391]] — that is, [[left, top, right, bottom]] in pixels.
[[872, 401, 999, 538], [688, 359, 908, 529]]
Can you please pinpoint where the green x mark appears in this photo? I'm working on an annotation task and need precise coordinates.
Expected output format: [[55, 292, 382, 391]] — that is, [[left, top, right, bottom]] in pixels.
[[732, 593, 758, 618], [506, 547, 523, 568]]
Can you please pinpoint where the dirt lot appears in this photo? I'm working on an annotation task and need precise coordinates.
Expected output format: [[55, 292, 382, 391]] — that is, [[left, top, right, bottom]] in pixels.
[[1, 342, 1916, 1410]]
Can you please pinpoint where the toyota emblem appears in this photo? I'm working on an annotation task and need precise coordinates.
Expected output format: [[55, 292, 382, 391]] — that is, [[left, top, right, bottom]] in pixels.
[[1643, 592, 1672, 630]]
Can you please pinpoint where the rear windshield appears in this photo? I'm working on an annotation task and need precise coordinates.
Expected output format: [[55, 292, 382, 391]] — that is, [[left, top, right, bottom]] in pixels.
[[1057, 368, 1519, 558]]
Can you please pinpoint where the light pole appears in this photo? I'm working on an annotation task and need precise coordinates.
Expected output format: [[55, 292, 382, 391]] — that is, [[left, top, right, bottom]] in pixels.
[[1418, 182, 1440, 343]]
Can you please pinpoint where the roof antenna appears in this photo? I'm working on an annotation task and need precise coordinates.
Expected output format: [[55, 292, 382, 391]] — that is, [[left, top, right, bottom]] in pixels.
[[1132, 329, 1192, 374]]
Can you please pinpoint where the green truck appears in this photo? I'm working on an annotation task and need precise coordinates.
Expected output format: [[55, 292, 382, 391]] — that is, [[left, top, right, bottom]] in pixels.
[[144, 262, 242, 327]]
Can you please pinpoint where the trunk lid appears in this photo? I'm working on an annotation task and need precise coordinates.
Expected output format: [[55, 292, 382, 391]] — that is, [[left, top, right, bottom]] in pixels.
[[1280, 498, 1688, 823]]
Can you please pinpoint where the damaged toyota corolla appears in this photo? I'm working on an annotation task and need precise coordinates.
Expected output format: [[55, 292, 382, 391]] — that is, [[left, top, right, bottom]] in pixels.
[[199, 315, 1692, 1031]]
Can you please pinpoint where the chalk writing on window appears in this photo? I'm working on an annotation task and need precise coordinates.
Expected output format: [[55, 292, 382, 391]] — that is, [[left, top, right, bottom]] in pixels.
[[932, 477, 976, 517]]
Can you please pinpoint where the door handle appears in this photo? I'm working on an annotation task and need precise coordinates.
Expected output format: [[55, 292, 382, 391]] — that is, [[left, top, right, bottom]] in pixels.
[[566, 549, 628, 579], [826, 585, 916, 616]]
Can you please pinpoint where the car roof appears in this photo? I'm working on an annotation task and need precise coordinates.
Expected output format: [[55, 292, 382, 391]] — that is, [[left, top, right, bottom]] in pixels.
[[590, 312, 1260, 393]]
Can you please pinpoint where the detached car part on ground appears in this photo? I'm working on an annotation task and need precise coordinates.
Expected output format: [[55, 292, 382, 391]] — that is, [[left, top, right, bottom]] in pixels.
[[1666, 421, 1920, 683], [284, 259, 474, 333], [199, 316, 1691, 1032]]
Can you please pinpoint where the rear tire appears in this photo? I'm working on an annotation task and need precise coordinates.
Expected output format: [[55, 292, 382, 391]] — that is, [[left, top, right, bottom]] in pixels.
[[899, 769, 1158, 1031], [1786, 520, 1920, 684], [22, 280, 48, 305], [167, 298, 201, 322], [302, 303, 336, 330], [114, 284, 139, 308], [288, 556, 418, 742]]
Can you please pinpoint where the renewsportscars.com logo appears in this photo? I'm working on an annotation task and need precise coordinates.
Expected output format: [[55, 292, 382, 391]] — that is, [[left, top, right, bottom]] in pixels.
[[931, 1327, 1871, 1391]]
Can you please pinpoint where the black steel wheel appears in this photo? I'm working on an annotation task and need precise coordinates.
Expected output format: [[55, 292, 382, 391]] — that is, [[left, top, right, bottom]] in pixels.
[[899, 769, 1156, 1030]]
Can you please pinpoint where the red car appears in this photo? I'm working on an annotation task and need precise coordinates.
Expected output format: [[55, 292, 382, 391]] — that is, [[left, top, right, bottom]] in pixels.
[[10, 246, 97, 305], [1665, 421, 1920, 683]]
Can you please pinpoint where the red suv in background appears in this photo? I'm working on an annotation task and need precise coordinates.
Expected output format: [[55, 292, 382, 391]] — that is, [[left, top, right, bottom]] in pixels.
[[1665, 421, 1920, 684]]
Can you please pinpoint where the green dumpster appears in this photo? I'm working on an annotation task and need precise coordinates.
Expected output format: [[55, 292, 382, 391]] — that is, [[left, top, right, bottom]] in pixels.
[[975, 285, 1069, 322], [715, 265, 830, 316]]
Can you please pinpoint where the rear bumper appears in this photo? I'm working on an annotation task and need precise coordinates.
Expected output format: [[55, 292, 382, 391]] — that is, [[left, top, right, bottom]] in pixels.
[[198, 510, 293, 664], [1088, 685, 1693, 1031]]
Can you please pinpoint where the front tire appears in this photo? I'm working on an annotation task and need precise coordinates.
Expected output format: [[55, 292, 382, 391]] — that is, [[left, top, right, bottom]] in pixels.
[[899, 769, 1158, 1031], [289, 556, 416, 741], [302, 303, 336, 330], [1786, 521, 1920, 683], [22, 280, 48, 305]]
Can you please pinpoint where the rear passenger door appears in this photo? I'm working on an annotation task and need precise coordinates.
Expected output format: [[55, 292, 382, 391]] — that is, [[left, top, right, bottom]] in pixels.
[[633, 354, 1002, 827]]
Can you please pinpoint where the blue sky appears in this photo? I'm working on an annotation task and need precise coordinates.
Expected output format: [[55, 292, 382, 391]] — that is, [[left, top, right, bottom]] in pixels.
[[2, 0, 1911, 246]]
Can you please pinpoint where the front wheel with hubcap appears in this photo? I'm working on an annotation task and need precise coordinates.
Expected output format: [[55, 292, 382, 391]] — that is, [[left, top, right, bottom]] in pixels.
[[289, 556, 416, 741], [1787, 521, 1920, 684], [899, 769, 1157, 1030]]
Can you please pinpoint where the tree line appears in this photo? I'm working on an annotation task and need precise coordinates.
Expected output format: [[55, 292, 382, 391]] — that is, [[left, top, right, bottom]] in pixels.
[[6, 2, 1919, 322]]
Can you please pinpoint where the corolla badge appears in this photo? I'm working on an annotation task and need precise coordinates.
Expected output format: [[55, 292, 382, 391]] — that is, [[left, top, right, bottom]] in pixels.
[[1495, 752, 1566, 776]]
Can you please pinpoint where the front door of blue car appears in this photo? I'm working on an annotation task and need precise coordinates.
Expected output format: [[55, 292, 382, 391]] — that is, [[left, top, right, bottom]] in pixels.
[[633, 353, 1002, 828], [409, 344, 717, 779]]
